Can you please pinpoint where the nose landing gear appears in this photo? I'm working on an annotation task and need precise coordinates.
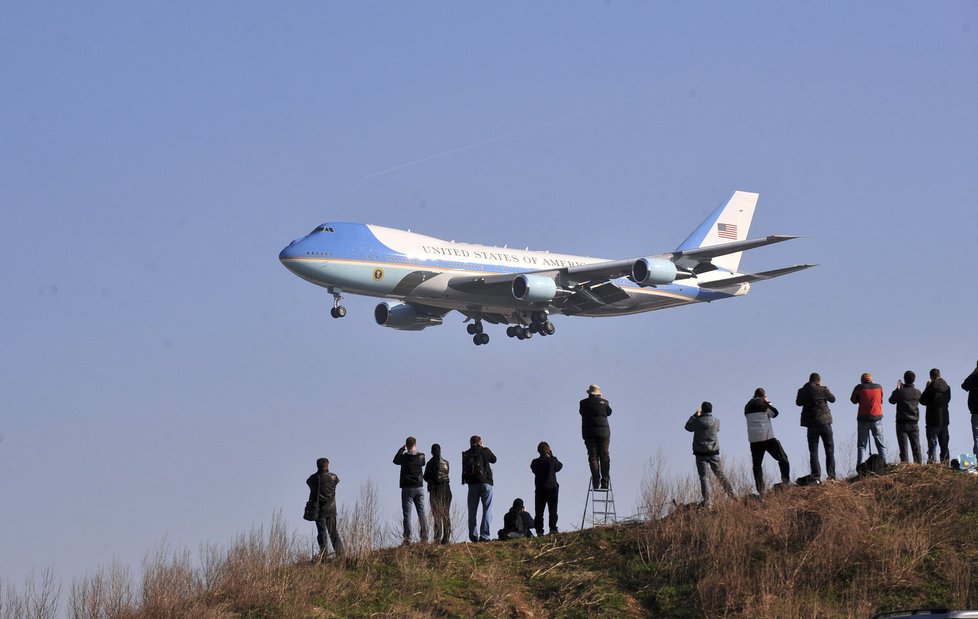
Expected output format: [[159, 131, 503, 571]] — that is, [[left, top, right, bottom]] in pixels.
[[328, 289, 346, 318]]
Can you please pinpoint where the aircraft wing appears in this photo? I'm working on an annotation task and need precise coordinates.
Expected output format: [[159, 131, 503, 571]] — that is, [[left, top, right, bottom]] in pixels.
[[697, 264, 817, 289]]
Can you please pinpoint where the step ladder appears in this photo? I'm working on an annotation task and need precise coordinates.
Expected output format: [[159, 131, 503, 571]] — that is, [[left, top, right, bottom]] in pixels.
[[580, 480, 618, 528]]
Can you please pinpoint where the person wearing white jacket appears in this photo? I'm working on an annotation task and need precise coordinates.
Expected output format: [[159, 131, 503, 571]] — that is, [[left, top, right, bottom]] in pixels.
[[744, 388, 791, 494]]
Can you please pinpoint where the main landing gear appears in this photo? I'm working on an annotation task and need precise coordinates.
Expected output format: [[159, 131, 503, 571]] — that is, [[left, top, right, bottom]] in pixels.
[[466, 321, 490, 346], [328, 289, 346, 319], [506, 310, 555, 340]]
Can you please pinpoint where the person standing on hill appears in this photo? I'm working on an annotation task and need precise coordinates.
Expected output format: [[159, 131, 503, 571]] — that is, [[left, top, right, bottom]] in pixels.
[[961, 361, 978, 455], [580, 384, 612, 489], [796, 372, 837, 481], [685, 402, 736, 505], [530, 441, 563, 536], [889, 370, 923, 464], [744, 388, 790, 494], [393, 436, 428, 545], [921, 368, 952, 464], [852, 372, 887, 466], [462, 435, 497, 542], [423, 443, 452, 544], [306, 457, 343, 557]]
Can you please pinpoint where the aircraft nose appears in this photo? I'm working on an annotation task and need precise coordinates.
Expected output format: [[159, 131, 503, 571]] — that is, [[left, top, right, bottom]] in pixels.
[[279, 238, 304, 264]]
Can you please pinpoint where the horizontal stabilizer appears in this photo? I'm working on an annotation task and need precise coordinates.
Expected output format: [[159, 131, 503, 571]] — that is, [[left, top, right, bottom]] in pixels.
[[670, 235, 799, 266], [697, 264, 817, 289]]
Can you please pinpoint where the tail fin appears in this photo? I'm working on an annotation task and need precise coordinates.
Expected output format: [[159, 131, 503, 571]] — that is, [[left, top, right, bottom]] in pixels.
[[676, 191, 758, 272]]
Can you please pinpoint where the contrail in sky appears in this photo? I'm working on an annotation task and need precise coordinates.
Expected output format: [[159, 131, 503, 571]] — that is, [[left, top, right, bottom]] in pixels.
[[363, 13, 919, 180]]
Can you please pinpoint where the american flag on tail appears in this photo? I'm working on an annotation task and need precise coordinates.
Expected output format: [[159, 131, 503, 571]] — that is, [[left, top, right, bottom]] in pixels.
[[717, 223, 738, 240]]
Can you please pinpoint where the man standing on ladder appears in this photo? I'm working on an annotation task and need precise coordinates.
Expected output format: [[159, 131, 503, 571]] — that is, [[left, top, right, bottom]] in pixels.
[[580, 384, 612, 489]]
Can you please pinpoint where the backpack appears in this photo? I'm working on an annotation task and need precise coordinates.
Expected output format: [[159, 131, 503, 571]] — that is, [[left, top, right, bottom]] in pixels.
[[857, 453, 885, 476], [462, 449, 486, 484], [504, 508, 525, 535], [436, 457, 450, 483]]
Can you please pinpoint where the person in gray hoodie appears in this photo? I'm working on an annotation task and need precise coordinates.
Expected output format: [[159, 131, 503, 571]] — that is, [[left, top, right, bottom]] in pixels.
[[685, 401, 736, 505], [889, 370, 922, 464], [920, 368, 952, 464], [744, 388, 790, 494]]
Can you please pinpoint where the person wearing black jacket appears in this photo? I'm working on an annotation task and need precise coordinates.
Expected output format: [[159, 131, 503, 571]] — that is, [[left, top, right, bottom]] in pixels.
[[306, 457, 343, 556], [497, 498, 535, 540], [889, 370, 923, 464], [580, 384, 612, 489], [393, 436, 428, 544], [921, 368, 952, 464], [962, 361, 978, 455], [462, 435, 497, 542], [796, 372, 837, 481], [423, 443, 452, 544], [530, 441, 563, 536]]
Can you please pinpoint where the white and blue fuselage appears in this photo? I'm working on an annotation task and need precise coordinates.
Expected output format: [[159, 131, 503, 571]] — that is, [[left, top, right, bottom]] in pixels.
[[278, 192, 812, 343]]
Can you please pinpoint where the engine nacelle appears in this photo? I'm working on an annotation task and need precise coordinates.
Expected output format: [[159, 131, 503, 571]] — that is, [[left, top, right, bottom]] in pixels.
[[631, 258, 678, 286], [374, 302, 443, 331], [512, 274, 557, 302]]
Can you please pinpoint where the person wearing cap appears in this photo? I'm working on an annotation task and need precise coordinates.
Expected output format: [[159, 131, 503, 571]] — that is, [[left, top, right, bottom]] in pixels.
[[306, 457, 343, 557], [579, 384, 613, 489], [685, 402, 736, 505], [497, 498, 535, 540], [889, 370, 923, 464]]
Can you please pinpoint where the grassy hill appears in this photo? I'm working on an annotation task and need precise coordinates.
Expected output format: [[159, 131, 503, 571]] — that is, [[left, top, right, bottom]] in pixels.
[[68, 466, 978, 618]]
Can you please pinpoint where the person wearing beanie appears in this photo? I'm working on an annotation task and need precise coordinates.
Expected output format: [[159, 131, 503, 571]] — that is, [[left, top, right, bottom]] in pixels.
[[685, 402, 736, 505], [497, 498, 534, 540], [423, 443, 453, 544]]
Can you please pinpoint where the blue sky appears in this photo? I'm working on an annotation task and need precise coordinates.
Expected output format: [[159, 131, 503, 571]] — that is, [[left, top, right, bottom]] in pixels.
[[2, 2, 977, 590]]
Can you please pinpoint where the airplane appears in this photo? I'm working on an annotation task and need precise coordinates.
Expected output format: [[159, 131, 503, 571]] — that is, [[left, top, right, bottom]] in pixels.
[[279, 191, 814, 345]]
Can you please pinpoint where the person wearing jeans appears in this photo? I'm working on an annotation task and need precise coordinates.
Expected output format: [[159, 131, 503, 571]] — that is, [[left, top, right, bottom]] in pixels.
[[393, 436, 428, 544], [462, 435, 496, 542], [922, 368, 953, 464], [852, 372, 887, 465], [963, 361, 978, 454]]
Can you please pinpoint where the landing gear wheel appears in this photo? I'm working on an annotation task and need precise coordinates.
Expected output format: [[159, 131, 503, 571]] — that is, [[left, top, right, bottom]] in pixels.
[[521, 327, 533, 339], [515, 329, 526, 340], [477, 333, 489, 345], [335, 305, 347, 318], [532, 310, 548, 324], [473, 334, 482, 345], [543, 321, 555, 335], [528, 322, 540, 334], [467, 324, 477, 335], [330, 307, 338, 318], [506, 326, 516, 338]]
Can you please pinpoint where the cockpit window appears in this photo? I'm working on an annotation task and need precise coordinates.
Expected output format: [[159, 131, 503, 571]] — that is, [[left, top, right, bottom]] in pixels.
[[313, 226, 335, 233]]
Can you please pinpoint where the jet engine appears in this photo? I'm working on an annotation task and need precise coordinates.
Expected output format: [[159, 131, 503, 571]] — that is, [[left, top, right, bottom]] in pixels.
[[512, 274, 558, 302], [631, 258, 678, 286], [374, 302, 444, 331]]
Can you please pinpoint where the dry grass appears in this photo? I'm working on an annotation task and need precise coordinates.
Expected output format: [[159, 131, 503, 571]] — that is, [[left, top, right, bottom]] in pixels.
[[5, 467, 973, 618]]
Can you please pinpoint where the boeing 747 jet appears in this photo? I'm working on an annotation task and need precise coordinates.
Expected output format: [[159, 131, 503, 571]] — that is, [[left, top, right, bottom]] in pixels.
[[279, 191, 813, 345]]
